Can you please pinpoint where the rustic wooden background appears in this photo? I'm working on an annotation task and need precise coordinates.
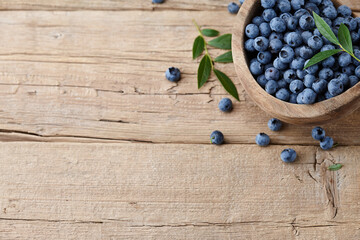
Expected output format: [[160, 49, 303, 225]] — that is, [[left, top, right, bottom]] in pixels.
[[0, 0, 359, 239]]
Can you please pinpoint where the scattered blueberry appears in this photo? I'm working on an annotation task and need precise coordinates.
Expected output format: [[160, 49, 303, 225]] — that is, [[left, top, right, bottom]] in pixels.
[[152, 0, 164, 3], [281, 148, 297, 163], [210, 131, 224, 145], [256, 133, 270, 146], [228, 2, 240, 14], [312, 127, 325, 141], [320, 136, 334, 150], [165, 67, 181, 82], [218, 98, 233, 112], [268, 118, 282, 131]]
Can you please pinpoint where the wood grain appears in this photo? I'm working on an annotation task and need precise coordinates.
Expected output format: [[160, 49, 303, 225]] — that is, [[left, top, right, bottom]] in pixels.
[[0, 142, 359, 239]]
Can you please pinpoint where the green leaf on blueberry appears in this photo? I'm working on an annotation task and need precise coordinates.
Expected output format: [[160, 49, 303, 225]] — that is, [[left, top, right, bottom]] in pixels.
[[328, 163, 343, 171], [304, 49, 342, 69], [338, 23, 353, 54]]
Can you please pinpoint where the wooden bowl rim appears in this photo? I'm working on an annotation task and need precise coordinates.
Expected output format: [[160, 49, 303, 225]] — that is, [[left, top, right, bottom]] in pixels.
[[232, 0, 360, 124]]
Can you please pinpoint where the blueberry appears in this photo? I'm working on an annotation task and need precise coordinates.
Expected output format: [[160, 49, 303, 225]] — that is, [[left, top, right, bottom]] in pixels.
[[304, 60, 319, 75], [264, 63, 274, 70], [286, 32, 303, 47], [250, 60, 264, 76], [296, 91, 304, 104], [239, 0, 245, 4], [276, 88, 290, 101], [321, 44, 335, 52], [281, 148, 297, 163], [165, 67, 181, 82], [319, 0, 334, 9], [312, 127, 325, 141], [289, 93, 298, 103], [228, 2, 240, 14], [256, 133, 270, 146], [296, 69, 306, 79], [291, 0, 304, 11], [265, 67, 280, 80], [245, 39, 256, 52], [299, 45, 314, 59], [320, 136, 334, 150], [355, 66, 360, 78], [335, 72, 349, 87], [322, 17, 333, 27], [301, 31, 313, 43], [273, 57, 288, 70], [152, 0, 164, 3], [259, 22, 272, 37], [257, 51, 272, 64], [313, 28, 321, 36], [277, 79, 288, 88], [353, 49, 360, 66], [256, 74, 268, 87], [283, 69, 297, 83], [277, 0, 291, 13], [265, 80, 278, 94], [269, 32, 283, 41], [328, 78, 344, 96], [305, 3, 320, 15], [261, 0, 276, 9], [324, 91, 333, 99], [268, 118, 283, 131], [304, 74, 316, 88], [218, 98, 233, 112], [210, 131, 224, 145], [338, 52, 352, 67], [254, 36, 269, 52], [338, 5, 352, 17], [322, 56, 335, 68], [312, 79, 328, 94], [290, 57, 305, 70], [245, 24, 260, 38], [279, 46, 295, 63], [294, 9, 310, 20], [308, 0, 321, 6], [252, 16, 265, 26], [289, 79, 304, 94], [333, 17, 346, 28], [269, 39, 283, 53], [307, 35, 323, 51], [322, 6, 337, 20], [286, 17, 298, 31], [280, 12, 292, 22], [270, 17, 287, 33], [301, 88, 317, 104], [342, 64, 355, 75], [263, 9, 277, 22], [349, 75, 359, 87], [299, 15, 315, 30], [319, 68, 334, 80], [351, 31, 360, 44], [347, 17, 357, 31]]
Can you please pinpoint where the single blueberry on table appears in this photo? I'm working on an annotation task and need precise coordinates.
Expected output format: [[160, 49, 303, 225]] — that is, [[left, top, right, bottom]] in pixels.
[[312, 79, 328, 94], [218, 98, 233, 112], [291, 0, 304, 11], [299, 15, 315, 31], [210, 131, 224, 145], [338, 5, 352, 17], [265, 80, 278, 94], [265, 67, 280, 80], [304, 74, 316, 88], [349, 75, 359, 87], [259, 22, 272, 37], [279, 46, 295, 64], [250, 60, 264, 76], [320, 136, 334, 150], [228, 2, 240, 14], [245, 24, 260, 39], [301, 88, 317, 104], [256, 133, 270, 147], [281, 149, 297, 163], [254, 36, 269, 52], [262, 9, 277, 22], [152, 0, 164, 3], [268, 118, 282, 131], [261, 0, 276, 9], [257, 51, 272, 64], [270, 17, 287, 33], [312, 127, 325, 141], [276, 88, 290, 101], [252, 16, 265, 26], [328, 78, 344, 96], [338, 52, 352, 67], [165, 67, 181, 82], [289, 80, 304, 94]]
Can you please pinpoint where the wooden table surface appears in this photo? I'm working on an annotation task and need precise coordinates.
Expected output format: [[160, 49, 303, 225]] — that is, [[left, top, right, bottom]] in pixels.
[[1, 0, 360, 239]]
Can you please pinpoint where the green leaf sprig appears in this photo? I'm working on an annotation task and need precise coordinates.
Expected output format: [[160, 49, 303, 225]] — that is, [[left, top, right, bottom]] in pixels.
[[328, 163, 343, 171], [192, 20, 239, 101], [304, 12, 360, 69]]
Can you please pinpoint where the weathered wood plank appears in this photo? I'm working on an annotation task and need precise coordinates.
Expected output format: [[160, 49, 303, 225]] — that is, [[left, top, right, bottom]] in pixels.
[[0, 11, 358, 144], [0, 143, 359, 239]]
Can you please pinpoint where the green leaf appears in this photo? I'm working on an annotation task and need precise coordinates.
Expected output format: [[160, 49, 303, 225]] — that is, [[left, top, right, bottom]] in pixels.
[[197, 54, 212, 88], [304, 49, 342, 69], [201, 29, 219, 37], [328, 163, 343, 171], [192, 35, 205, 59], [338, 23, 353, 53], [208, 34, 232, 50], [313, 12, 340, 45], [213, 69, 239, 101], [214, 51, 233, 63]]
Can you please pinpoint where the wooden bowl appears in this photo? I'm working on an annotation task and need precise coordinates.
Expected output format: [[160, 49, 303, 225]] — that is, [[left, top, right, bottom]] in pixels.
[[232, 0, 360, 125]]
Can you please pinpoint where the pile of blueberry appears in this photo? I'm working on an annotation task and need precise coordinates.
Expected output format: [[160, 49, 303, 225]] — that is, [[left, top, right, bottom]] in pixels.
[[245, 0, 360, 104]]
